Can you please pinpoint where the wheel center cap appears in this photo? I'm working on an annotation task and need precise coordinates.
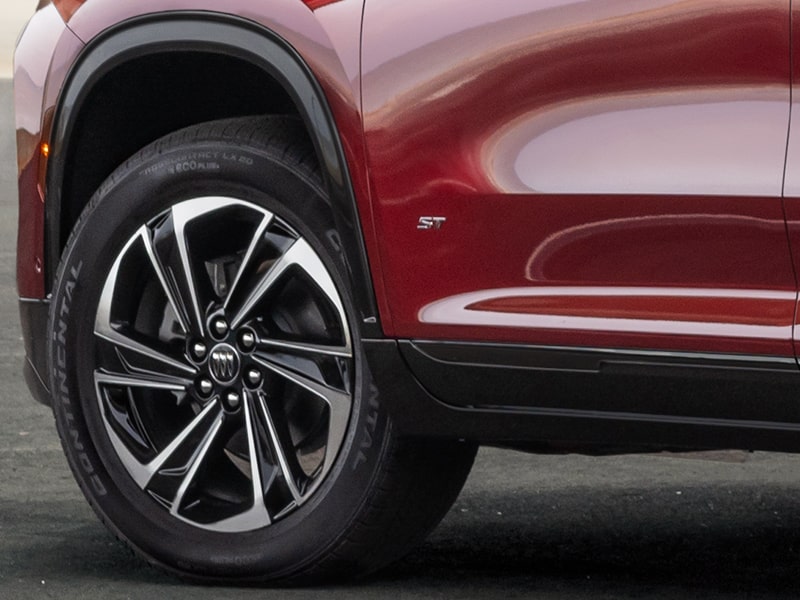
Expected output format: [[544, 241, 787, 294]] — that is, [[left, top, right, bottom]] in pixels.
[[208, 343, 240, 383]]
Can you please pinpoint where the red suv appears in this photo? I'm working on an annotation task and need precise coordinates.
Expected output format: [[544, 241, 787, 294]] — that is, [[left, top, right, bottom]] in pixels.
[[15, 0, 800, 583]]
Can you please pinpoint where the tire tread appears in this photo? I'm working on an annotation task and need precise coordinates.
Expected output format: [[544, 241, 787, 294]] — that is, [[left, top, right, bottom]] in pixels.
[[50, 116, 477, 585]]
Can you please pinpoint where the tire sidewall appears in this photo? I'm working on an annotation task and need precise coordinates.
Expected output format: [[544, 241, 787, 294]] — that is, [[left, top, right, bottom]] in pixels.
[[49, 138, 391, 580]]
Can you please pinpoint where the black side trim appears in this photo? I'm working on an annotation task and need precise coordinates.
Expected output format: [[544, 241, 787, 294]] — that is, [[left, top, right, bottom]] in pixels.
[[406, 340, 799, 377], [364, 340, 800, 452], [47, 11, 380, 336], [399, 340, 800, 422], [19, 298, 51, 404], [24, 357, 50, 407]]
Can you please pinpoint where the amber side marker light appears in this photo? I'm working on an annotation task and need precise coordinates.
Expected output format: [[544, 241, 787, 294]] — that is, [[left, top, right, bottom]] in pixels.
[[41, 143, 50, 158]]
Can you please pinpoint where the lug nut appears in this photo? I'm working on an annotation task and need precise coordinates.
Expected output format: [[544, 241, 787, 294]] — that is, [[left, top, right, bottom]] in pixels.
[[212, 318, 229, 338], [191, 342, 207, 361], [245, 369, 262, 388], [225, 390, 241, 409], [197, 378, 213, 398], [238, 331, 256, 352]]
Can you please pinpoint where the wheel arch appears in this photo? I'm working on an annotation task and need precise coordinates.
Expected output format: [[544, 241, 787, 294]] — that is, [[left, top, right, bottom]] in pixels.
[[46, 11, 381, 335]]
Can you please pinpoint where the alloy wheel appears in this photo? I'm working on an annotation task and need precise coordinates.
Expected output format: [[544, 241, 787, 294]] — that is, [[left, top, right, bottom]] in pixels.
[[92, 196, 353, 532]]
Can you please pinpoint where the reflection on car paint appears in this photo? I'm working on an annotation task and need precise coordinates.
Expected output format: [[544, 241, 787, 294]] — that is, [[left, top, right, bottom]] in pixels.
[[420, 286, 795, 340]]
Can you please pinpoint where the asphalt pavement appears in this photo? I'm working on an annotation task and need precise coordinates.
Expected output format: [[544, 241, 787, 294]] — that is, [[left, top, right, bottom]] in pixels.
[[3, 79, 800, 598]]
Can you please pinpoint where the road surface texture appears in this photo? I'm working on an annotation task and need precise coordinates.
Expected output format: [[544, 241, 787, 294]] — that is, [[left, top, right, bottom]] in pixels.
[[2, 80, 800, 598]]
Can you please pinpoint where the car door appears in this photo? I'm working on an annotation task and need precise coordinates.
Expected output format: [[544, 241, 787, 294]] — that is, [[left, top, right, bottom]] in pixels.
[[361, 0, 795, 366]]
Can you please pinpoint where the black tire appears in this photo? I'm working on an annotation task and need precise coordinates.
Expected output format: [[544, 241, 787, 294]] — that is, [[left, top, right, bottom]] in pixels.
[[48, 116, 476, 583]]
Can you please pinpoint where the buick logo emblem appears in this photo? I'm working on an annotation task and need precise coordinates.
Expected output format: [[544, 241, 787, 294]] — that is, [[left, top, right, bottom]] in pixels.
[[209, 344, 240, 383]]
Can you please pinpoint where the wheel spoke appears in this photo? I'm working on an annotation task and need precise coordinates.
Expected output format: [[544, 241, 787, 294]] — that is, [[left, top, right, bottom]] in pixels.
[[94, 328, 196, 377], [168, 410, 225, 519], [257, 338, 352, 359], [94, 370, 191, 391], [252, 355, 350, 476], [229, 239, 300, 329], [252, 346, 345, 394], [254, 390, 305, 504], [203, 391, 272, 532], [99, 394, 222, 489], [160, 201, 218, 337], [287, 240, 350, 344], [95, 231, 197, 377], [138, 226, 191, 335], [222, 212, 273, 312], [229, 238, 351, 352]]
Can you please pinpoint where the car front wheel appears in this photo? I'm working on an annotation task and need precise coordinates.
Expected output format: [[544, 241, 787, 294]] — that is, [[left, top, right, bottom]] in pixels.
[[49, 117, 476, 583]]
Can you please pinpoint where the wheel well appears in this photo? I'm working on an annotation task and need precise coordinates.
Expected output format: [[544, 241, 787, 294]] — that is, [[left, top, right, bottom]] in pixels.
[[49, 15, 381, 334], [60, 51, 303, 254]]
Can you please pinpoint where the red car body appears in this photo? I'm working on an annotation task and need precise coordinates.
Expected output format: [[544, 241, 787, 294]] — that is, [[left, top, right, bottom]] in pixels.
[[18, 0, 800, 352], [15, 0, 800, 581]]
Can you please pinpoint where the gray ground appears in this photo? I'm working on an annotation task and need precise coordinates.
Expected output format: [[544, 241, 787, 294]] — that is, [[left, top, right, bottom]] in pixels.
[[2, 79, 800, 599]]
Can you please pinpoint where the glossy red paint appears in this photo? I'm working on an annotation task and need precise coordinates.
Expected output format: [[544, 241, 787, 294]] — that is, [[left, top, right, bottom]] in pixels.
[[464, 292, 792, 327], [17, 0, 386, 309], [362, 0, 796, 355], [304, 0, 344, 9], [53, 0, 85, 21], [17, 0, 800, 359], [15, 4, 83, 298], [423, 288, 794, 344]]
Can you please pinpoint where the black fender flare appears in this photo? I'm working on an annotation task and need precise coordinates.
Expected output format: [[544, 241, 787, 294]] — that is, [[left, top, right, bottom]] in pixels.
[[46, 11, 381, 336]]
